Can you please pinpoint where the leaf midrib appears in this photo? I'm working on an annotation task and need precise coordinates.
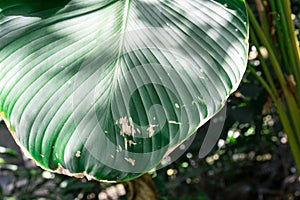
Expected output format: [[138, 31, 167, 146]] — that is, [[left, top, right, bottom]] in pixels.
[[109, 0, 132, 102]]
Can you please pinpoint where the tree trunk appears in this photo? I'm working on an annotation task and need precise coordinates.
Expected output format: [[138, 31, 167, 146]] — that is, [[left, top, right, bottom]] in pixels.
[[124, 173, 158, 200]]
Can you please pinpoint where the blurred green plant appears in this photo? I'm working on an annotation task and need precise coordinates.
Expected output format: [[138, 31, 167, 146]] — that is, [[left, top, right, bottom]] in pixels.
[[246, 0, 300, 171]]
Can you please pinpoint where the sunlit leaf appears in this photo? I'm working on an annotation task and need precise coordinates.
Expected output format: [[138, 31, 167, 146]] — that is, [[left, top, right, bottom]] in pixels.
[[0, 0, 248, 181]]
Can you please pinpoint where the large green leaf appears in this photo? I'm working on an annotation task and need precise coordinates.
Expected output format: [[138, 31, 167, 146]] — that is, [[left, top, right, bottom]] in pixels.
[[0, 0, 248, 181]]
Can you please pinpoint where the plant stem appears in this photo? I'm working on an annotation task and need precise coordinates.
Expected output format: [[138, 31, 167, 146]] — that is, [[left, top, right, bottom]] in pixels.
[[248, 66, 276, 101], [249, 66, 300, 170], [249, 28, 278, 96], [281, 0, 300, 71], [246, 2, 300, 171], [255, 0, 272, 43], [269, 0, 291, 74], [276, 0, 300, 102]]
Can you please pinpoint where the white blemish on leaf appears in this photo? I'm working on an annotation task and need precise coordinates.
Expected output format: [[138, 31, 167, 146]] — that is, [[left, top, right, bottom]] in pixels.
[[169, 121, 182, 125], [175, 103, 180, 109], [147, 124, 158, 137], [82, 172, 95, 181], [55, 164, 73, 176], [111, 155, 114, 159], [75, 151, 81, 158], [125, 157, 135, 166], [129, 117, 136, 136], [118, 116, 136, 136], [128, 140, 137, 147], [124, 138, 128, 150], [137, 128, 141, 134], [40, 154, 45, 158], [104, 130, 108, 133], [116, 145, 122, 152], [54, 164, 116, 183]]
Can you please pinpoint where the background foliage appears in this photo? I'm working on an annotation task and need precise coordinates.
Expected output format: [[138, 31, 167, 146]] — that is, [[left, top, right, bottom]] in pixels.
[[1, 0, 300, 199]]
